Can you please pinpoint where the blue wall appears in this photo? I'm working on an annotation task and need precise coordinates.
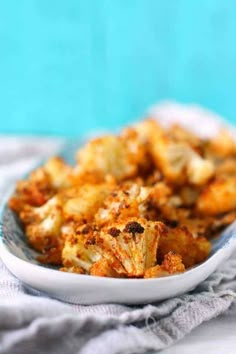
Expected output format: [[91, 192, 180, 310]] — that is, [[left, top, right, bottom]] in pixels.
[[0, 0, 235, 136]]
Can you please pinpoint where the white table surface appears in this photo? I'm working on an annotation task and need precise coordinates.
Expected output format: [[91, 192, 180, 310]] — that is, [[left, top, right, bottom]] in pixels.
[[161, 304, 236, 354]]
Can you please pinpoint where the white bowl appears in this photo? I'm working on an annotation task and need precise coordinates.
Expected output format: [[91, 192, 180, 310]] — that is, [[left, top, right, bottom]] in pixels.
[[1, 198, 236, 305]]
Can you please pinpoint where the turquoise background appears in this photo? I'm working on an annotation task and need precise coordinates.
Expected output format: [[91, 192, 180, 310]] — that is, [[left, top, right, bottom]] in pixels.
[[0, 0, 236, 136]]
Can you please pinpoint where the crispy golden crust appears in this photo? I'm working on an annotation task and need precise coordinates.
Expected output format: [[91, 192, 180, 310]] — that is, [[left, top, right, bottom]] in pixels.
[[157, 226, 211, 268], [20, 196, 63, 253], [38, 245, 63, 265], [62, 183, 113, 224], [95, 182, 151, 226], [133, 119, 215, 186], [90, 258, 121, 278], [144, 252, 185, 278], [8, 117, 236, 277]]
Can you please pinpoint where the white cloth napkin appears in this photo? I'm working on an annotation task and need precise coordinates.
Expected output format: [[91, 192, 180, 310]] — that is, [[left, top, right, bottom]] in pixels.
[[0, 103, 235, 354]]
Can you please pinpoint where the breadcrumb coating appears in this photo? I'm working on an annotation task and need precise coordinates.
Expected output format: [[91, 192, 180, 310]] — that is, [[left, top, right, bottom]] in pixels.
[[157, 226, 211, 268], [95, 182, 151, 226], [196, 177, 236, 215], [144, 252, 185, 278]]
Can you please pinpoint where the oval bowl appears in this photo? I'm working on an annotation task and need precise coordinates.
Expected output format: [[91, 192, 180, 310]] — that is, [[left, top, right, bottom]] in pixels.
[[0, 191, 236, 305]]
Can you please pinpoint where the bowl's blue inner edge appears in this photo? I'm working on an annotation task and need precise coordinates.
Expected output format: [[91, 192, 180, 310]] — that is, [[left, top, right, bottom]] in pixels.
[[1, 203, 236, 268], [1, 206, 58, 268]]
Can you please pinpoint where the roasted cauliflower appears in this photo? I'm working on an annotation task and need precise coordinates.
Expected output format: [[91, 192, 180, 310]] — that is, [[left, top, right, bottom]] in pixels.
[[95, 182, 151, 226], [132, 119, 215, 185], [76, 135, 142, 181], [8, 116, 236, 278]]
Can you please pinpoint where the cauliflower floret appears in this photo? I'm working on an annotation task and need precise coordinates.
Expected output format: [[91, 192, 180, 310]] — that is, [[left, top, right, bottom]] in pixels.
[[187, 150, 215, 185], [132, 119, 187, 183], [8, 157, 73, 212], [94, 218, 166, 277], [196, 177, 236, 215], [144, 252, 185, 278], [157, 226, 211, 268], [133, 119, 186, 183], [176, 215, 213, 238], [167, 124, 202, 149], [153, 142, 214, 186], [61, 224, 101, 272], [159, 251, 185, 274], [8, 169, 54, 212], [8, 116, 235, 278], [62, 183, 113, 224], [120, 127, 154, 175], [76, 135, 139, 181], [133, 119, 214, 185], [205, 129, 236, 158], [159, 143, 189, 184], [62, 218, 165, 277], [43, 157, 73, 188], [20, 195, 63, 253], [90, 258, 120, 277], [95, 182, 151, 226]]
